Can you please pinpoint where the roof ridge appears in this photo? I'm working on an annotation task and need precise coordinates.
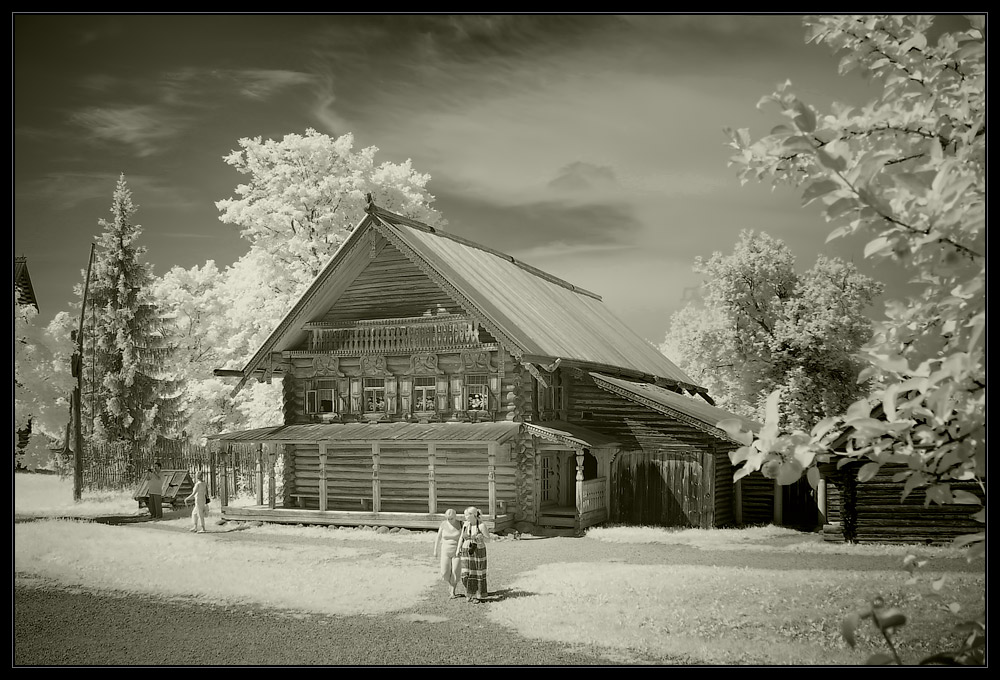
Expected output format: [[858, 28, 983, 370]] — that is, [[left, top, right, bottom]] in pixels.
[[368, 203, 602, 301]]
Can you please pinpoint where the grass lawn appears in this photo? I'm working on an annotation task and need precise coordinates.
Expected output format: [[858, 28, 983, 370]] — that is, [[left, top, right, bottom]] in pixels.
[[14, 472, 985, 665]]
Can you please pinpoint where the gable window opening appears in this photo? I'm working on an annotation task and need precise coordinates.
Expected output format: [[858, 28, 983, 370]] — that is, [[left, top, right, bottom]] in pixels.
[[364, 377, 387, 413], [413, 376, 436, 412]]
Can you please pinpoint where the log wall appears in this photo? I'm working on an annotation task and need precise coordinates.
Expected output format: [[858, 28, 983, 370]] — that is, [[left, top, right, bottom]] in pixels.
[[739, 472, 774, 526], [832, 465, 984, 544], [286, 442, 516, 515]]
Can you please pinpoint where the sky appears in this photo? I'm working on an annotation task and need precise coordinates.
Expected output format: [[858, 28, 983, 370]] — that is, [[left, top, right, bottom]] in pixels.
[[13, 14, 967, 345]]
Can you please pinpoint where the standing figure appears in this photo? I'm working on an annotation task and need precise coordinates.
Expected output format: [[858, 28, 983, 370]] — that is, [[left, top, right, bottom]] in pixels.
[[144, 462, 164, 519], [184, 471, 209, 533], [457, 506, 490, 603], [432, 509, 464, 599]]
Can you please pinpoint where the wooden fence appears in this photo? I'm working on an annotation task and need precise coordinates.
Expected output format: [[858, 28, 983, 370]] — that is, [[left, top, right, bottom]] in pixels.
[[84, 441, 263, 499]]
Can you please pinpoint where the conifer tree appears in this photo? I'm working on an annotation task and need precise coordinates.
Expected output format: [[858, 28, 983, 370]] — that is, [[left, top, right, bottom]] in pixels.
[[81, 174, 183, 451]]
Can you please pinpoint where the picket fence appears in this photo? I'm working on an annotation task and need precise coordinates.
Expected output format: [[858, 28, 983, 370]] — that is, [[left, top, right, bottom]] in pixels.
[[84, 440, 263, 499]]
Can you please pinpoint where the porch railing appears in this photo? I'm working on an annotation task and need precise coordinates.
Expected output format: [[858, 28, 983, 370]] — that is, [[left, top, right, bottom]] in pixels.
[[579, 477, 606, 514], [304, 315, 486, 354]]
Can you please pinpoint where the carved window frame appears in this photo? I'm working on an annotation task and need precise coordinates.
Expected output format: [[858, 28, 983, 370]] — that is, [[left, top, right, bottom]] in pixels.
[[464, 373, 491, 411], [306, 379, 340, 414], [363, 377, 387, 414], [412, 376, 437, 412]]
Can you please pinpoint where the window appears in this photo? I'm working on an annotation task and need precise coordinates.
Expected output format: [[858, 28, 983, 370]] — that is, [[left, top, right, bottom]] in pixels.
[[413, 376, 436, 411], [465, 374, 489, 411], [306, 380, 338, 414], [364, 378, 386, 413]]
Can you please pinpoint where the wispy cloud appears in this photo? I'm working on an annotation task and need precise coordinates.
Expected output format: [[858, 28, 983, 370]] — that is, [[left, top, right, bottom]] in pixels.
[[15, 171, 196, 213], [71, 105, 183, 157], [548, 162, 620, 195], [227, 69, 317, 101]]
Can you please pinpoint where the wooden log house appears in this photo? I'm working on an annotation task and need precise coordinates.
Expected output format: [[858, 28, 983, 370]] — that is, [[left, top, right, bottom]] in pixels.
[[209, 197, 761, 534]]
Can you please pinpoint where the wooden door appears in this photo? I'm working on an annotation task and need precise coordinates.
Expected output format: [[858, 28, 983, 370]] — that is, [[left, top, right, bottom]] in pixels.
[[540, 455, 556, 507]]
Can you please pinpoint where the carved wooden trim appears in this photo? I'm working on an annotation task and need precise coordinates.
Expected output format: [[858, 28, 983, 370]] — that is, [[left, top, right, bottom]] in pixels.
[[309, 355, 345, 378], [460, 350, 496, 374], [360, 355, 390, 376], [405, 353, 443, 375]]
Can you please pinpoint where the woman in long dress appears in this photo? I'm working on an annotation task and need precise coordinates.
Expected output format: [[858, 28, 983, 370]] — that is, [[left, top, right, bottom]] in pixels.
[[458, 506, 490, 603], [432, 509, 463, 598]]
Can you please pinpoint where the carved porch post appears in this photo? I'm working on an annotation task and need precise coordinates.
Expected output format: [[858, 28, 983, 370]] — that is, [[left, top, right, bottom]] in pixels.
[[319, 441, 328, 512], [372, 442, 381, 512], [264, 443, 277, 510], [575, 450, 585, 532], [220, 443, 230, 509], [428, 443, 437, 514], [487, 442, 497, 517], [255, 443, 264, 507]]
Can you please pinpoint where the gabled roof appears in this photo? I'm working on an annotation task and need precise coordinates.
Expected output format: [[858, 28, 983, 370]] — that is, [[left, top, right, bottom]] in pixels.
[[233, 199, 704, 397], [590, 372, 760, 445], [14, 256, 38, 310]]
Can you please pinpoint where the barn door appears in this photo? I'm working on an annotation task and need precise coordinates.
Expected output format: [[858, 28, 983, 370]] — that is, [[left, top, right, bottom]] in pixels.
[[611, 449, 708, 527]]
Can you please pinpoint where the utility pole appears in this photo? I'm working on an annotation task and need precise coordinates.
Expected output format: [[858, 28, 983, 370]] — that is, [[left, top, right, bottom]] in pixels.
[[72, 243, 96, 502]]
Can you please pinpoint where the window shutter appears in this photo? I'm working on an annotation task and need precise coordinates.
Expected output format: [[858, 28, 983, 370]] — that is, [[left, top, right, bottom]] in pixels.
[[350, 378, 362, 413], [385, 376, 398, 414], [451, 376, 463, 411], [436, 376, 449, 412]]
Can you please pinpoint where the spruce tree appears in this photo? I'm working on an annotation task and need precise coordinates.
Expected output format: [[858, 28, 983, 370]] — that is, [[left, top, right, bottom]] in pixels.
[[82, 174, 183, 453]]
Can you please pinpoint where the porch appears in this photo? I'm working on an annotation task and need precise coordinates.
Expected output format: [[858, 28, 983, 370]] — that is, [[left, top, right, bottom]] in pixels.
[[536, 477, 609, 534], [208, 420, 615, 533]]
